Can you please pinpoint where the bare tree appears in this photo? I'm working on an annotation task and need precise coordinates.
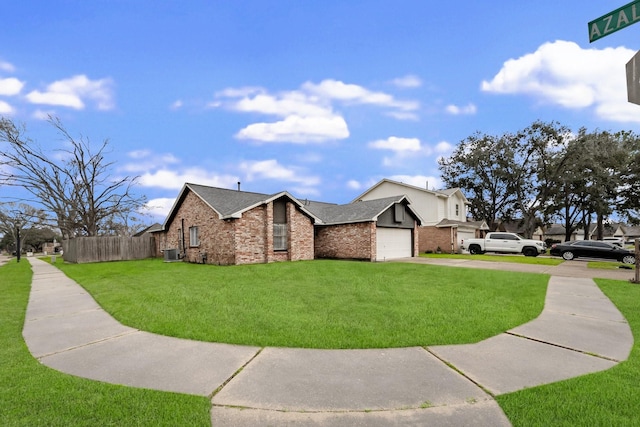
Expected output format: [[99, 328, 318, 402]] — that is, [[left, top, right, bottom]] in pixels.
[[0, 116, 146, 238]]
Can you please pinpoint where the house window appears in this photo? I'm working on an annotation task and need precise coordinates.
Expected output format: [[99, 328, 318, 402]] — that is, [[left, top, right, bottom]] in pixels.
[[394, 203, 405, 223], [189, 226, 199, 247], [273, 200, 288, 251], [273, 223, 287, 251], [455, 204, 459, 216]]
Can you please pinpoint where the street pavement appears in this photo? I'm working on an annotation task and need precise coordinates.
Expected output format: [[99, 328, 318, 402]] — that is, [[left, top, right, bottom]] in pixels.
[[14, 256, 635, 426]]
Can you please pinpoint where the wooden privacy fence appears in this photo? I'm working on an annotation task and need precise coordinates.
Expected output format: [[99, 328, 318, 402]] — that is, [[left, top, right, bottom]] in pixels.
[[63, 236, 156, 263]]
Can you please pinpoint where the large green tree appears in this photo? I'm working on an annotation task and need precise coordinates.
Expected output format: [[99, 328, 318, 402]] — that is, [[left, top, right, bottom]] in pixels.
[[439, 120, 570, 237], [438, 131, 516, 231], [617, 130, 640, 225], [504, 121, 571, 238]]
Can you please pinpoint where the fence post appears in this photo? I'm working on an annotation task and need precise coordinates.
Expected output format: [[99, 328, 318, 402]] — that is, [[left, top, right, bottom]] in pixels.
[[635, 238, 639, 283]]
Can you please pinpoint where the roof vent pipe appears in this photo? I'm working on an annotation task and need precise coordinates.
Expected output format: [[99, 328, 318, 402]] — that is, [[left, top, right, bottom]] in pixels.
[[237, 182, 241, 191]]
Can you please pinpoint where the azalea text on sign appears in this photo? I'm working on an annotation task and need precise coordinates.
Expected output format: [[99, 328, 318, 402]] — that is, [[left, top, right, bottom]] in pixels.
[[589, 0, 640, 42]]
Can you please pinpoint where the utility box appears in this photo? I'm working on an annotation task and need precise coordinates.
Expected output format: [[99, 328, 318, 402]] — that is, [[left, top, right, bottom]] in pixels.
[[164, 248, 179, 262]]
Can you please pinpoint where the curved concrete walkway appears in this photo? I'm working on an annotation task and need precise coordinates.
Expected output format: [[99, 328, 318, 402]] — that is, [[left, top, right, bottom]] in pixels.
[[21, 257, 634, 426]]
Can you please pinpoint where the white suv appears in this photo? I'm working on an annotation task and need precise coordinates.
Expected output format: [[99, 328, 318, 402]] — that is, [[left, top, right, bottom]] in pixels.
[[601, 237, 624, 247]]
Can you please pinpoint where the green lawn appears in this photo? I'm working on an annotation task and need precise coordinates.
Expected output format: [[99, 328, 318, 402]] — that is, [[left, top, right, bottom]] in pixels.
[[55, 258, 549, 349], [0, 259, 211, 427], [7, 257, 639, 425], [497, 278, 640, 426]]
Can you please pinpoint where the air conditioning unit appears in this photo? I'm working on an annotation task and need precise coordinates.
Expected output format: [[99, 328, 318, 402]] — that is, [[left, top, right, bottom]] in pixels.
[[163, 248, 180, 262]]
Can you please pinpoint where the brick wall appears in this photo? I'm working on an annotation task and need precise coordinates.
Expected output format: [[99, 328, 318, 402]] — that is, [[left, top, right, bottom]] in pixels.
[[235, 205, 268, 265], [315, 222, 375, 261], [159, 191, 236, 264], [419, 226, 458, 253], [157, 191, 316, 265], [287, 202, 315, 261]]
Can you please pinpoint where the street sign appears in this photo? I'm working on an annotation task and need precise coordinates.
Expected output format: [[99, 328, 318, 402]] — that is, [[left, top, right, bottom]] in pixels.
[[589, 0, 640, 42], [626, 51, 640, 105]]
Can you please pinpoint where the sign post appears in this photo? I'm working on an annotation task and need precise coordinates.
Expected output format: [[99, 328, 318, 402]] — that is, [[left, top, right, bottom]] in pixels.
[[589, 0, 640, 42], [626, 51, 640, 105]]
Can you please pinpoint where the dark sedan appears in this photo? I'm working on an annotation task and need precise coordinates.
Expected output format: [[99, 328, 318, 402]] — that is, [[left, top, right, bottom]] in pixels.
[[550, 240, 636, 264]]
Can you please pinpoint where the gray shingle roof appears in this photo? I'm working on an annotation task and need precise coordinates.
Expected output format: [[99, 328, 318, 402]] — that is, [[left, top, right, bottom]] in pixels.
[[187, 183, 276, 217], [306, 196, 407, 225], [163, 183, 419, 228]]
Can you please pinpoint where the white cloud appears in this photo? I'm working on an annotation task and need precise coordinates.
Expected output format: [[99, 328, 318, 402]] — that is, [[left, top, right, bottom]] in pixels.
[[0, 100, 14, 114], [445, 103, 477, 115], [239, 159, 320, 185], [434, 140, 453, 153], [26, 75, 115, 110], [236, 115, 349, 143], [303, 79, 419, 111], [289, 186, 321, 198], [347, 179, 362, 190], [233, 92, 333, 118], [138, 168, 239, 190], [144, 197, 176, 219], [390, 75, 423, 88], [0, 61, 15, 72], [369, 136, 422, 152], [0, 77, 24, 96], [385, 111, 420, 121], [125, 149, 321, 196], [482, 40, 639, 122], [368, 136, 433, 168], [122, 150, 180, 173], [170, 100, 183, 110], [215, 78, 420, 143], [215, 86, 264, 98]]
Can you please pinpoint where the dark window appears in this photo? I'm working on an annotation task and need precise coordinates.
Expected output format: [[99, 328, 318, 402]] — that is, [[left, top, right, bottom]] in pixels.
[[273, 200, 288, 251], [274, 200, 287, 224], [394, 203, 405, 223]]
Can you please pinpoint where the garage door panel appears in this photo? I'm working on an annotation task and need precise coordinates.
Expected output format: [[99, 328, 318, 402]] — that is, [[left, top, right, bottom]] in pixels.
[[376, 228, 412, 261]]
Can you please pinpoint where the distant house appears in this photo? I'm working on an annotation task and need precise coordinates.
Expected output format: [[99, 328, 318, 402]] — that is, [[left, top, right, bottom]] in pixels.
[[615, 225, 640, 243], [133, 223, 163, 237], [537, 222, 638, 243], [154, 183, 422, 265], [352, 179, 487, 253]]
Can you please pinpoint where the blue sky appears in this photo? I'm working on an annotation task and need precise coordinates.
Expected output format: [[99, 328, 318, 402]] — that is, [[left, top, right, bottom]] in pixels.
[[2, 1, 640, 222]]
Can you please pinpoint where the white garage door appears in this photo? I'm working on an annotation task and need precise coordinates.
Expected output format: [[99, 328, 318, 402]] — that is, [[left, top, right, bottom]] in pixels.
[[376, 228, 412, 261]]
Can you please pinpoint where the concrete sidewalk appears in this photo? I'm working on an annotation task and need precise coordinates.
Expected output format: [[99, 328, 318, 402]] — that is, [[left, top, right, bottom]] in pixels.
[[21, 257, 634, 426]]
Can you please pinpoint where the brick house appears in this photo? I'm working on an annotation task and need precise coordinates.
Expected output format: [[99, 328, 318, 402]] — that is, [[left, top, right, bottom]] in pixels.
[[155, 183, 422, 265], [155, 183, 319, 265]]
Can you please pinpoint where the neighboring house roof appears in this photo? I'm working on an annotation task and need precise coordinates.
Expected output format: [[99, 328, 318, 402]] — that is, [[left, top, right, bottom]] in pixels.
[[544, 224, 568, 236], [435, 219, 489, 230], [161, 183, 422, 230], [352, 178, 470, 205], [162, 183, 323, 230], [134, 222, 163, 236], [617, 225, 640, 238], [306, 195, 423, 226]]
